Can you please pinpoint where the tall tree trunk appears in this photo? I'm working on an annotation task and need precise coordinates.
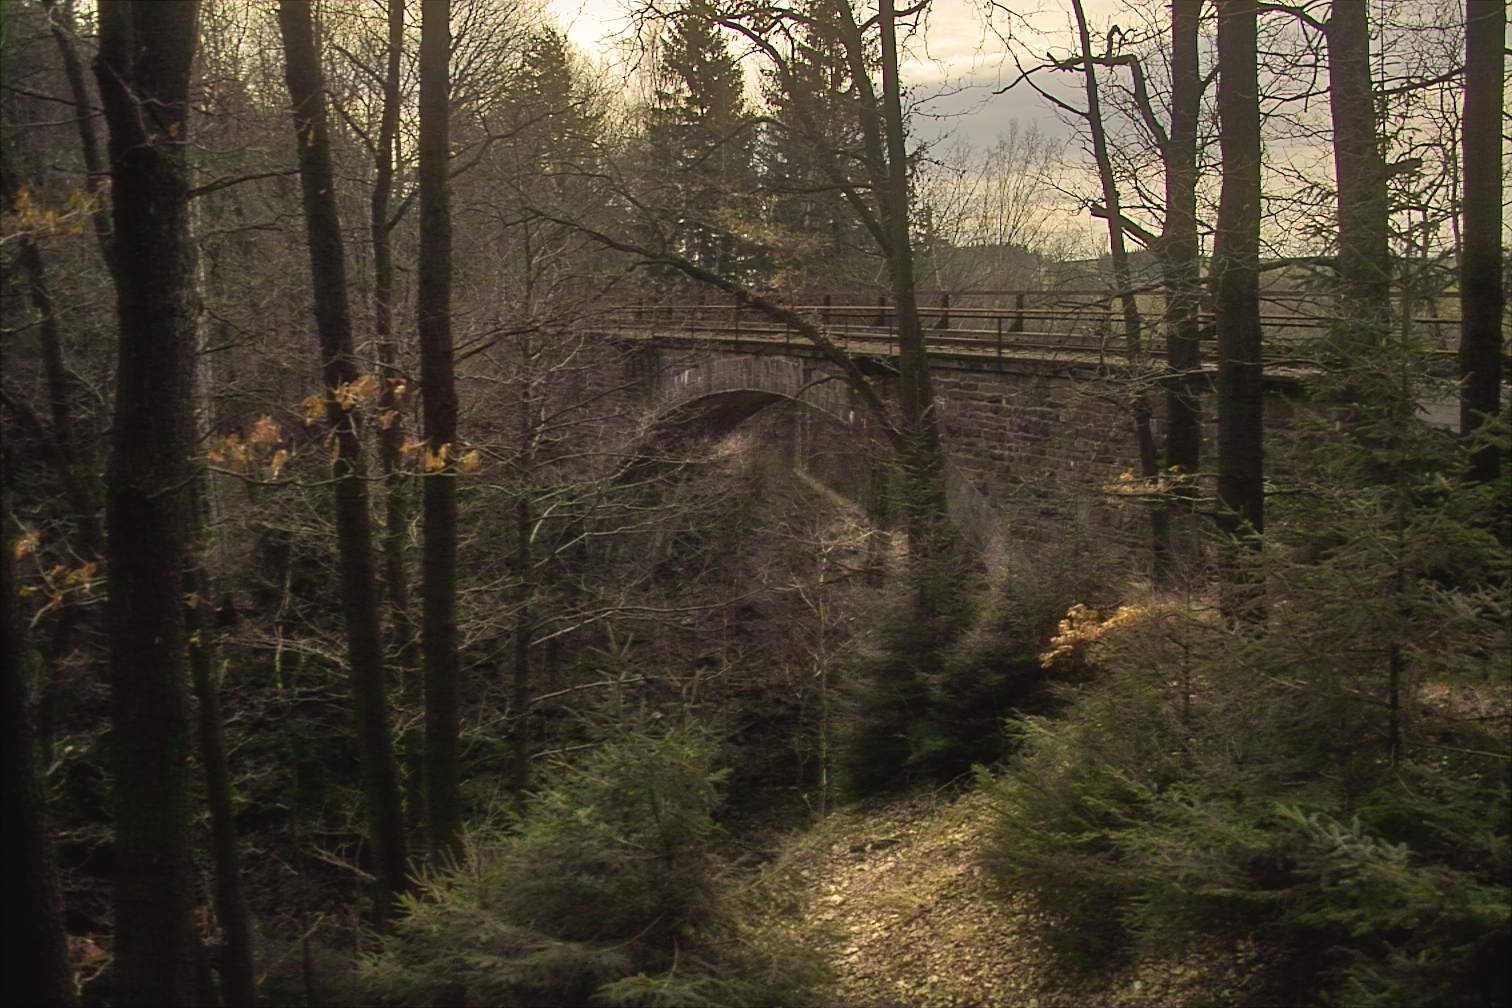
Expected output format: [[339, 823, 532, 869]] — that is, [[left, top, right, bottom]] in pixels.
[[369, 0, 424, 831], [1160, 0, 1204, 581], [93, 3, 201, 1003], [418, 0, 462, 865], [41, 0, 112, 260], [184, 590, 254, 1006], [1069, 0, 1166, 573], [1460, 0, 1505, 485], [1213, 0, 1265, 542], [508, 350, 536, 802], [11, 236, 102, 557], [278, 0, 410, 920], [2, 493, 72, 1007], [1328, 0, 1390, 336], [373, 0, 412, 647], [878, 0, 968, 624]]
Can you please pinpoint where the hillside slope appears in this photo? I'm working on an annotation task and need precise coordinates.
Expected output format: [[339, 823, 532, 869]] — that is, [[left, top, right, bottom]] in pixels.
[[742, 792, 1255, 1008]]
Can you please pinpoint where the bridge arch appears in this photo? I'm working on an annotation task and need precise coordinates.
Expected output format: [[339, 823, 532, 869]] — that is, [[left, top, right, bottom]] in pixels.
[[628, 352, 1000, 552]]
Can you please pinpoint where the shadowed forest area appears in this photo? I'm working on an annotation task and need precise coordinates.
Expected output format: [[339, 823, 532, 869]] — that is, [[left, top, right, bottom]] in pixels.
[[1, 1, 1507, 1006]]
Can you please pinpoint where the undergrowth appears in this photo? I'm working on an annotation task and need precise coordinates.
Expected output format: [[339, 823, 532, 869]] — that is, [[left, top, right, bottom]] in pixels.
[[358, 726, 826, 1007], [981, 452, 1511, 1006]]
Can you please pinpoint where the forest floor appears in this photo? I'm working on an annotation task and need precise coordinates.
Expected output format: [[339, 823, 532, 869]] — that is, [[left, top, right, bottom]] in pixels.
[[738, 790, 1257, 1008]]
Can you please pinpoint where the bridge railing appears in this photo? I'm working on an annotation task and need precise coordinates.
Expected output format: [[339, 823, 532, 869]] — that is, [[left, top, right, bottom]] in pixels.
[[601, 290, 1463, 363]]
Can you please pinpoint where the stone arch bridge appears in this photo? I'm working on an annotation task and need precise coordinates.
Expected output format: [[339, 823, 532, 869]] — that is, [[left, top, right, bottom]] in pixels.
[[618, 341, 1185, 551], [603, 293, 1460, 547]]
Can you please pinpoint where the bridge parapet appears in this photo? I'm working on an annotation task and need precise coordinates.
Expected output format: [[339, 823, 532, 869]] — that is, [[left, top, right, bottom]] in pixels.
[[604, 289, 1464, 365]]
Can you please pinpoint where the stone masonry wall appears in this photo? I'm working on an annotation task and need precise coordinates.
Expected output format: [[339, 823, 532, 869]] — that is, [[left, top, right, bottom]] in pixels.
[[630, 340, 1299, 551]]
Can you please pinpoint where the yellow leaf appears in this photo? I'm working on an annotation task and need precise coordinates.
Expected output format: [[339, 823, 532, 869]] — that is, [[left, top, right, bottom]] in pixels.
[[334, 374, 380, 408], [248, 414, 283, 444], [208, 433, 251, 471], [458, 449, 481, 472], [299, 395, 327, 424], [380, 409, 400, 430], [422, 443, 451, 473], [11, 527, 40, 560], [268, 449, 290, 478]]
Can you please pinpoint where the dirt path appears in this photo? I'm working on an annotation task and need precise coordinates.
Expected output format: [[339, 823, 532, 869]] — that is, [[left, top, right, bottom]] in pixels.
[[745, 791, 1246, 1008]]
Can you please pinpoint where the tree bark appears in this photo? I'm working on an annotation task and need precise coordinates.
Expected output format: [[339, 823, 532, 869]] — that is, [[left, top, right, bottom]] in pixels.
[[1327, 0, 1391, 336], [184, 591, 254, 1006], [1460, 0, 1505, 485], [1069, 0, 1166, 574], [509, 446, 534, 802], [11, 235, 102, 557], [418, 0, 462, 866], [369, 0, 425, 832], [41, 0, 112, 260], [1213, 0, 1265, 541], [93, 3, 201, 1003], [1159, 0, 1204, 581], [878, 0, 970, 624], [373, 0, 412, 647], [278, 0, 410, 920]]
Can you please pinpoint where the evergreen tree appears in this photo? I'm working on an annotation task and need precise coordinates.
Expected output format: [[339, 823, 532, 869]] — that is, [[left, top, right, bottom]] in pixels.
[[644, 3, 760, 280], [758, 0, 874, 287], [509, 28, 597, 173], [648, 4, 752, 178]]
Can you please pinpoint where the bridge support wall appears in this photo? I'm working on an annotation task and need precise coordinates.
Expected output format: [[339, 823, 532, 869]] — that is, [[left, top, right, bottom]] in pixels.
[[624, 341, 1298, 547]]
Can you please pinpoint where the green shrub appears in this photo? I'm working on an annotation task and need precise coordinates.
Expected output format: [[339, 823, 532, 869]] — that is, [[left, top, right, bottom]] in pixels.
[[359, 727, 825, 1007], [841, 547, 1108, 797], [982, 450, 1510, 1003]]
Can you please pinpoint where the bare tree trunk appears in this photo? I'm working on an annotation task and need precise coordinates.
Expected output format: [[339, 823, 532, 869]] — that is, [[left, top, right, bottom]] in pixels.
[[1, 492, 72, 1007], [373, 0, 413, 650], [278, 0, 410, 920], [93, 2, 201, 1002], [509, 355, 536, 801], [510, 480, 533, 801], [1213, 0, 1265, 543], [1328, 0, 1391, 336], [418, 0, 462, 866], [184, 590, 254, 1006], [10, 236, 101, 557], [1460, 0, 1505, 486], [40, 0, 112, 260], [878, 0, 969, 624], [1069, 0, 1166, 574], [369, 0, 424, 832], [1160, 0, 1204, 582]]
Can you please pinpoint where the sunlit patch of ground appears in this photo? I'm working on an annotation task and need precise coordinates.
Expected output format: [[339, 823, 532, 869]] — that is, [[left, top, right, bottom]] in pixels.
[[739, 791, 1257, 1008]]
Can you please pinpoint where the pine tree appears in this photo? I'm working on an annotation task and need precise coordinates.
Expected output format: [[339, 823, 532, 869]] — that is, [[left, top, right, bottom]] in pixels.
[[645, 3, 758, 279]]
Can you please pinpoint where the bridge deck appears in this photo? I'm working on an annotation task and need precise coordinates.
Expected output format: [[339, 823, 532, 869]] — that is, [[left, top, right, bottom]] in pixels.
[[600, 296, 1460, 371], [604, 323, 1329, 385]]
